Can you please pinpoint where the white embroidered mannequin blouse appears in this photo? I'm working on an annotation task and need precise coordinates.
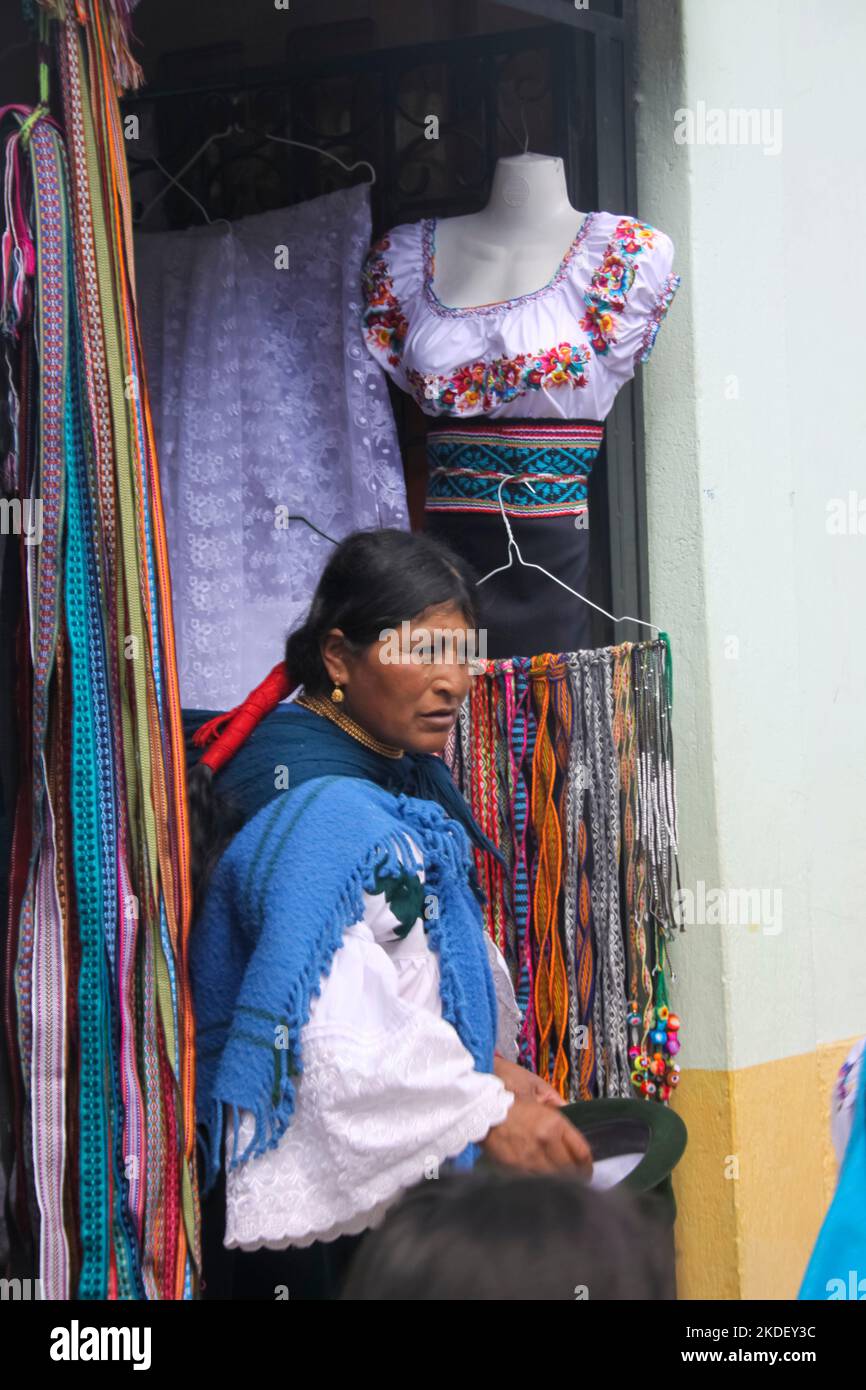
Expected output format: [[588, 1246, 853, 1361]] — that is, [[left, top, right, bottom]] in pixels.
[[223, 840, 521, 1251], [361, 211, 680, 420]]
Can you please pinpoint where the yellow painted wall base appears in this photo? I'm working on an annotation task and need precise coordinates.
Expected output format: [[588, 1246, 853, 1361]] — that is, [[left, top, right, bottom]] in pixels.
[[671, 1038, 859, 1299]]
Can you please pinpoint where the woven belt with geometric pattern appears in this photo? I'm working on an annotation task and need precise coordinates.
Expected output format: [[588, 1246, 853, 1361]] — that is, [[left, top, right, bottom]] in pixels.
[[425, 420, 604, 519]]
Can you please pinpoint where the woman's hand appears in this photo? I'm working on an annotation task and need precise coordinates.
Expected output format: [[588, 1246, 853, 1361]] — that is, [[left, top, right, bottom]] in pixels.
[[481, 1099, 593, 1177], [493, 1055, 565, 1107]]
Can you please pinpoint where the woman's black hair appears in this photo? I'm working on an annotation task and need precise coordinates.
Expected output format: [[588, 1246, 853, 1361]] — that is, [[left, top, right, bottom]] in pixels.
[[283, 527, 479, 695], [339, 1168, 675, 1301], [188, 527, 480, 914]]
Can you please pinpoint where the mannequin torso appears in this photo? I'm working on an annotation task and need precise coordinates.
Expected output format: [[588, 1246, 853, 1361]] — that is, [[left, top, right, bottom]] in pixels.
[[430, 153, 585, 309], [362, 155, 681, 655]]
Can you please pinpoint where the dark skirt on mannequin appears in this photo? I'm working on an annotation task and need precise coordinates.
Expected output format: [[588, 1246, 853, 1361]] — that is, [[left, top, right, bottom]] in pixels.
[[422, 418, 601, 658], [425, 509, 592, 658]]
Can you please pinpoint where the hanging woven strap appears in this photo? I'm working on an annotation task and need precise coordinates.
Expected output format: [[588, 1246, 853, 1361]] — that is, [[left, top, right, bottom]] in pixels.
[[14, 112, 66, 1111], [491, 665, 515, 960], [529, 654, 569, 1091], [556, 656, 589, 1098], [633, 640, 681, 1018], [580, 651, 630, 1095], [513, 658, 538, 1069], [7, 110, 71, 1294], [544, 655, 573, 1096], [613, 642, 653, 1041]]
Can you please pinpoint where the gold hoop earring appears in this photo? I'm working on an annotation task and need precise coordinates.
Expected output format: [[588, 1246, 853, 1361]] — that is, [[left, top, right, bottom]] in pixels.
[[330, 685, 344, 704]]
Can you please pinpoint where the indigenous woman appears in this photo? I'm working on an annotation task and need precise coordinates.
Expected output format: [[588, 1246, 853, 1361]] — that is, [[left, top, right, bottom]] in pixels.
[[187, 529, 591, 1299]]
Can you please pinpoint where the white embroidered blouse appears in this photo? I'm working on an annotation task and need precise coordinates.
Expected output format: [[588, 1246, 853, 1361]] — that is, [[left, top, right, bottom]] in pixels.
[[223, 840, 521, 1251], [361, 211, 680, 421]]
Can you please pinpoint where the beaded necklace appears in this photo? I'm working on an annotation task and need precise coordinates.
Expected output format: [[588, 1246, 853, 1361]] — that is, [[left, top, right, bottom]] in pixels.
[[295, 693, 405, 759]]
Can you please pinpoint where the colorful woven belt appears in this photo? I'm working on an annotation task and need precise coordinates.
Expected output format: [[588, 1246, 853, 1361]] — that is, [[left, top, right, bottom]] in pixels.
[[1, 2, 199, 1302], [426, 420, 603, 518]]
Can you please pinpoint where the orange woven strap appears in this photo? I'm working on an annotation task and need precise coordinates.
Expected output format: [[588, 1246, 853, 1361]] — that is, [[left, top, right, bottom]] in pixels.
[[486, 676, 506, 955], [467, 672, 494, 938], [549, 656, 592, 1098], [530, 655, 569, 1095]]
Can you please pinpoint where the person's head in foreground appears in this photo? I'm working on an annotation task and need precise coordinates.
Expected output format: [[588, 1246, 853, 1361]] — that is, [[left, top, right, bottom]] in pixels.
[[340, 1168, 673, 1301]]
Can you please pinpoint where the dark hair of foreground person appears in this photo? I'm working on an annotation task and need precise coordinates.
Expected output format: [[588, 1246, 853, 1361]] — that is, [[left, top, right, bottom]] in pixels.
[[340, 1167, 674, 1301]]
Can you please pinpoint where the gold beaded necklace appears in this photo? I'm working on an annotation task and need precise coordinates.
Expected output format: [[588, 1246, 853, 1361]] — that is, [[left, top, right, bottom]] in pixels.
[[296, 693, 405, 759]]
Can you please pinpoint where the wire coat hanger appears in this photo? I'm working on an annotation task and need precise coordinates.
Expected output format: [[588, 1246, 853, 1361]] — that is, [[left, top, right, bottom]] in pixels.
[[135, 123, 239, 227], [134, 120, 376, 231], [475, 479, 662, 636], [285, 514, 339, 545], [262, 130, 376, 186]]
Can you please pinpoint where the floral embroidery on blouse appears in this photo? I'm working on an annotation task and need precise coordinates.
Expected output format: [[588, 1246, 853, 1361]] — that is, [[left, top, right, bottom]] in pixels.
[[361, 235, 410, 367], [405, 342, 591, 414], [580, 217, 658, 357], [360, 212, 680, 421], [637, 272, 681, 366]]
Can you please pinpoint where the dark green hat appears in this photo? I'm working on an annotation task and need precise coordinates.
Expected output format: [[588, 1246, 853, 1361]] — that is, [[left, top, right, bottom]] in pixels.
[[561, 1097, 688, 1227]]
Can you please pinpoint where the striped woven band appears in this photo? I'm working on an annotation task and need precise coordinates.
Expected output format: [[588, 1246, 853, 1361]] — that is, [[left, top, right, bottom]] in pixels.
[[426, 420, 604, 518]]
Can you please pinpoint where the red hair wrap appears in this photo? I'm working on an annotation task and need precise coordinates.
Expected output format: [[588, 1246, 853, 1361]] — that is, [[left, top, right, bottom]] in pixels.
[[192, 661, 294, 774]]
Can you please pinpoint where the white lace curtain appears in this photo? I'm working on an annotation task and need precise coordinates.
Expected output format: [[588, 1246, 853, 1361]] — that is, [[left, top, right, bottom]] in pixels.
[[134, 184, 407, 708]]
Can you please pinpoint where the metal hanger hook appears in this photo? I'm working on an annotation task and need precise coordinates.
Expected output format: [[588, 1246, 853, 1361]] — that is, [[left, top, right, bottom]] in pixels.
[[475, 478, 661, 636]]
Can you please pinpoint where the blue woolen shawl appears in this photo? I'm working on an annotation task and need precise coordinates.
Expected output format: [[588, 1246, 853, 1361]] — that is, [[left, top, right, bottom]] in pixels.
[[187, 702, 503, 1195], [183, 701, 503, 900]]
